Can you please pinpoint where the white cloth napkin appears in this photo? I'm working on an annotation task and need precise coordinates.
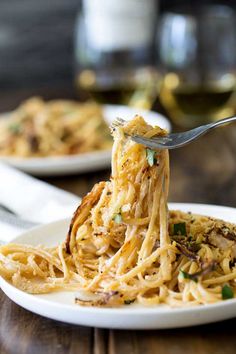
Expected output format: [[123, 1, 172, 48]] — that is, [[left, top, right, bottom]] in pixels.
[[0, 163, 81, 242]]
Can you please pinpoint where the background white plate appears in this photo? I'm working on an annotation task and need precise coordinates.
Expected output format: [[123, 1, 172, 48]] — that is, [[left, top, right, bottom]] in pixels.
[[0, 105, 171, 176], [1, 203, 236, 329]]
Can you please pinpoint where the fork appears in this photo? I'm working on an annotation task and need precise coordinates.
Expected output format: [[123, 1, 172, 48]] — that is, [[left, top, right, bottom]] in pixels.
[[113, 116, 236, 150], [0, 205, 38, 245]]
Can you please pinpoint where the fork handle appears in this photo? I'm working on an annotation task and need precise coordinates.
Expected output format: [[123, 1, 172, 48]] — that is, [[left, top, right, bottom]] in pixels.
[[208, 115, 236, 129]]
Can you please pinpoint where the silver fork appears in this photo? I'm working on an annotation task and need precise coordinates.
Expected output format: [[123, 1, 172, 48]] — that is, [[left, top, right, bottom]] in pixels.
[[113, 116, 236, 150], [0, 205, 38, 245]]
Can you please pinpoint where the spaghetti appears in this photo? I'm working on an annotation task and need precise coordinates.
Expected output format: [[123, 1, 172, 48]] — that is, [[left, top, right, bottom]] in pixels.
[[0, 97, 111, 157], [0, 115, 236, 307]]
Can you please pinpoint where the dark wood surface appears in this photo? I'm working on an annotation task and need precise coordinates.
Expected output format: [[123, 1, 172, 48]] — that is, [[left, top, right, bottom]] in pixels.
[[1, 90, 236, 353]]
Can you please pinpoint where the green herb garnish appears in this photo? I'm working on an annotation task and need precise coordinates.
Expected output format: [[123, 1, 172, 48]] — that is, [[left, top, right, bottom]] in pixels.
[[113, 213, 122, 224], [179, 269, 198, 283], [146, 148, 157, 167], [173, 222, 187, 236], [222, 284, 234, 300], [8, 123, 21, 134]]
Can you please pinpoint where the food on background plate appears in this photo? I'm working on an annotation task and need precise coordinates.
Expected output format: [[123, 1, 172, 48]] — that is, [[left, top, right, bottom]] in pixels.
[[0, 97, 112, 157], [0, 116, 236, 307]]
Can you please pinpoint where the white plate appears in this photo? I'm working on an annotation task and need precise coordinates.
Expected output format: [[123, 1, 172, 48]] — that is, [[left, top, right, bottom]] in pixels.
[[0, 105, 171, 176], [1, 203, 236, 329]]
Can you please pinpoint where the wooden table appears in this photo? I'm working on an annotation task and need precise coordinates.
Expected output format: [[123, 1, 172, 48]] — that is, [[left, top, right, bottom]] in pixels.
[[1, 96, 236, 353]]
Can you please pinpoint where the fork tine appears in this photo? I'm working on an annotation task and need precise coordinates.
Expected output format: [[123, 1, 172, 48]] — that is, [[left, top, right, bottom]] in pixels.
[[111, 117, 126, 129], [115, 117, 126, 126], [132, 135, 165, 150], [116, 117, 126, 124], [129, 115, 236, 150]]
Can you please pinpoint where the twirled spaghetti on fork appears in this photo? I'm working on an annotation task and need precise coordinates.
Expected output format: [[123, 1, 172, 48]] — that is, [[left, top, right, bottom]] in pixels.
[[1, 115, 236, 306]]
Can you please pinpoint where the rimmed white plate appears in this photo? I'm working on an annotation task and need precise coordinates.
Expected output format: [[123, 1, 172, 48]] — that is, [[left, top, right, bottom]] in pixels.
[[0, 105, 171, 176], [1, 203, 236, 329]]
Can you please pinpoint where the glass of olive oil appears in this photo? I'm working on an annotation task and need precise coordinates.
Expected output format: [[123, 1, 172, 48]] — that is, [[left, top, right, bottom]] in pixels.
[[158, 5, 236, 128]]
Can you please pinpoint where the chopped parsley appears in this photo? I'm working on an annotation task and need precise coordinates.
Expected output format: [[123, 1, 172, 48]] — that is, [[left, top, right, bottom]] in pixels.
[[172, 222, 187, 236], [8, 123, 21, 134], [222, 284, 234, 300], [179, 269, 198, 283], [113, 213, 122, 224], [146, 148, 158, 167]]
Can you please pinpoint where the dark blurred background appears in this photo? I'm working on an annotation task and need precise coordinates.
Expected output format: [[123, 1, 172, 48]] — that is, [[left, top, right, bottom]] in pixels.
[[0, 0, 235, 97]]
